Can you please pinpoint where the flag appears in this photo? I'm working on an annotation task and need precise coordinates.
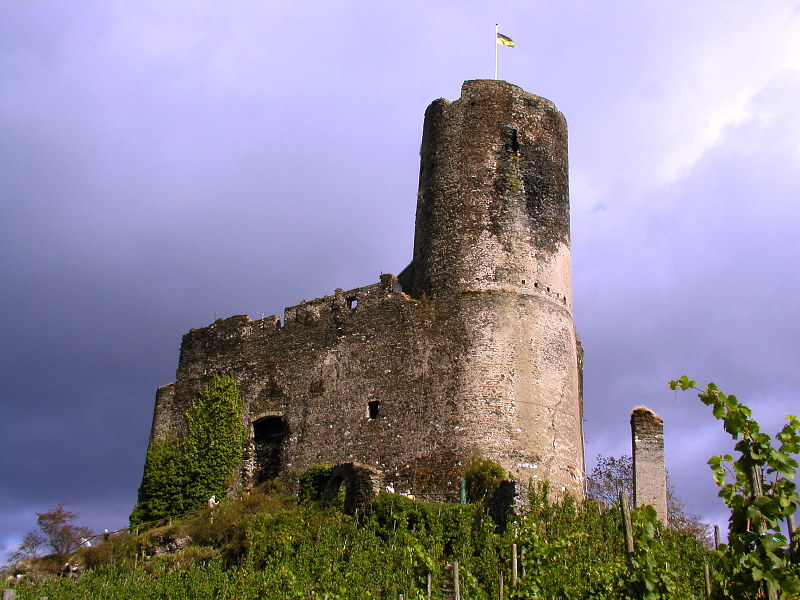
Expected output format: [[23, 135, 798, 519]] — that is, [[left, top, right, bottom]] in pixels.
[[496, 32, 515, 47]]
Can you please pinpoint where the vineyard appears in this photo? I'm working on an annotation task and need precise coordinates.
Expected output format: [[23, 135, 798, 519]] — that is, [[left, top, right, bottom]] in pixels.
[[7, 485, 710, 600], [5, 379, 798, 599]]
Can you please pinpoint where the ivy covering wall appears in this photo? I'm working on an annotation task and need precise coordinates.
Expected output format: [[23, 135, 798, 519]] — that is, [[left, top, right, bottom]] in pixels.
[[130, 375, 246, 526]]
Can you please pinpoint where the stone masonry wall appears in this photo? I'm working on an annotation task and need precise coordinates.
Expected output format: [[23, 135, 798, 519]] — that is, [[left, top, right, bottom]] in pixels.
[[145, 80, 585, 501], [152, 274, 476, 494], [411, 80, 584, 495], [631, 406, 668, 523]]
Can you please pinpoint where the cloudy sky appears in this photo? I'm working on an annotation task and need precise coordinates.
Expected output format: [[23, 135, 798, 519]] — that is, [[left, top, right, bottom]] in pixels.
[[2, 1, 800, 558]]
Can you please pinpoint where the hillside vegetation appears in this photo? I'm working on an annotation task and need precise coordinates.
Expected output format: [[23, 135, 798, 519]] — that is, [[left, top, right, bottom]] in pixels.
[[8, 378, 798, 599], [8, 483, 709, 600]]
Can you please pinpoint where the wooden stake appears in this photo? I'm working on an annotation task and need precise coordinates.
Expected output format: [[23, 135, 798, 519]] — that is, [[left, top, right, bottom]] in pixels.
[[453, 561, 460, 600], [713, 525, 721, 549], [511, 543, 518, 588], [499, 572, 504, 600], [747, 463, 778, 600], [704, 563, 712, 598], [620, 490, 635, 599], [620, 491, 634, 560]]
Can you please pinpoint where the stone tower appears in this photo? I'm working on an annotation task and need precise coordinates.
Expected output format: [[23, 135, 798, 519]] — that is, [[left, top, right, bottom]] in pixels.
[[408, 79, 584, 495], [141, 80, 585, 506], [631, 407, 668, 523]]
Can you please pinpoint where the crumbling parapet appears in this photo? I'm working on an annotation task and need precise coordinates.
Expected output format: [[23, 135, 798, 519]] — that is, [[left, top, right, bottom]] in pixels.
[[631, 406, 668, 524]]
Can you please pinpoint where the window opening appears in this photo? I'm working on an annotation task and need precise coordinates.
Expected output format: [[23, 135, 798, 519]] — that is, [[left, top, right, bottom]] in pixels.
[[368, 400, 381, 419], [504, 126, 520, 154], [347, 297, 358, 309]]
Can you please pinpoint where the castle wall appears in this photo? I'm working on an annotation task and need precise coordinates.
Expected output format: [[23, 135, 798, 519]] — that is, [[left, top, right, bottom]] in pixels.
[[152, 275, 472, 493], [145, 79, 585, 500]]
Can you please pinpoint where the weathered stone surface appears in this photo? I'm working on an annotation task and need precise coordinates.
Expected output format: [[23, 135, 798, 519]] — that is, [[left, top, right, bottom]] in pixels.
[[322, 463, 383, 515], [631, 406, 668, 523], [143, 80, 585, 501]]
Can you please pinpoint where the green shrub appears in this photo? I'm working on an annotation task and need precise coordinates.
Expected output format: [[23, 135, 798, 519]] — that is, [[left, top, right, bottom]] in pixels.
[[15, 487, 712, 600], [298, 463, 333, 502], [463, 456, 506, 503], [129, 436, 188, 526]]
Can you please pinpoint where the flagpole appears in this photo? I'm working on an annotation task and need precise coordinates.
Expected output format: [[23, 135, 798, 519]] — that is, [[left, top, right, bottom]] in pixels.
[[494, 23, 498, 80]]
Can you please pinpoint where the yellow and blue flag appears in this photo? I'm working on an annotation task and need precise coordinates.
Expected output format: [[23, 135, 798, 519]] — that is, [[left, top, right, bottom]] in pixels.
[[496, 32, 515, 47]]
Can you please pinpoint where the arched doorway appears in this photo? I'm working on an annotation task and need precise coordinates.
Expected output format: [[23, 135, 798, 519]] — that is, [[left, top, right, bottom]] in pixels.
[[322, 463, 383, 515], [252, 416, 288, 484]]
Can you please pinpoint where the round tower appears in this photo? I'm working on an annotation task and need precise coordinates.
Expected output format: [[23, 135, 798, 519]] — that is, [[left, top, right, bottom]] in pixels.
[[412, 80, 584, 497]]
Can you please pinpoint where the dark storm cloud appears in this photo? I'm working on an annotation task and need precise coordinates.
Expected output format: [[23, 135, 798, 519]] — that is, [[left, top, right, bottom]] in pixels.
[[2, 1, 799, 557]]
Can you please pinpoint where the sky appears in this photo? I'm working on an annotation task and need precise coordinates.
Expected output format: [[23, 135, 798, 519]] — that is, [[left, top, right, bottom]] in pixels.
[[2, 1, 800, 559]]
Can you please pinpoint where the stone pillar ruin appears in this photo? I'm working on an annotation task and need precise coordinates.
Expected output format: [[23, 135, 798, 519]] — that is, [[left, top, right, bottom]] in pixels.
[[631, 406, 668, 524]]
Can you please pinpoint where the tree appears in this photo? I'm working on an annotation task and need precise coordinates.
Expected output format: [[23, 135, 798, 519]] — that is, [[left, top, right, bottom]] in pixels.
[[666, 484, 712, 543], [7, 531, 46, 564], [586, 454, 711, 544], [129, 436, 189, 526], [586, 454, 633, 507], [34, 504, 92, 557]]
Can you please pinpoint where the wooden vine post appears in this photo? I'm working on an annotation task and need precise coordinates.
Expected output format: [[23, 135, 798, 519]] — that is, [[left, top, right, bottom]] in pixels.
[[453, 561, 460, 600], [620, 490, 635, 598], [619, 491, 634, 562], [511, 543, 518, 588], [746, 460, 778, 600]]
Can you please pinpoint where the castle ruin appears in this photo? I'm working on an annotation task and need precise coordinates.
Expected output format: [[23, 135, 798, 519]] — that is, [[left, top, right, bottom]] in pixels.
[[631, 406, 668, 523], [145, 79, 585, 500]]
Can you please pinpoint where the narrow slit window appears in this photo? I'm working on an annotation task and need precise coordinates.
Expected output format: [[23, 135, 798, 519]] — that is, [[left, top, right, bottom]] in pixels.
[[504, 126, 520, 154], [368, 400, 380, 419]]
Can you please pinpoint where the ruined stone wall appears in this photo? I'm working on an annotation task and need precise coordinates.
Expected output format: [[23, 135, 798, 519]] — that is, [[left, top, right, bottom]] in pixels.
[[151, 274, 474, 493], [145, 79, 585, 500], [631, 406, 668, 523]]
